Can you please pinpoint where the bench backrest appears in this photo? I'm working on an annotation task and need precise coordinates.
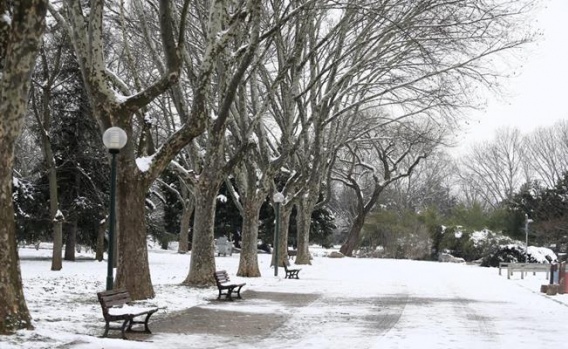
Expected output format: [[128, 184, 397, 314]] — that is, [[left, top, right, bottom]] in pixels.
[[97, 289, 131, 315], [214, 270, 230, 285]]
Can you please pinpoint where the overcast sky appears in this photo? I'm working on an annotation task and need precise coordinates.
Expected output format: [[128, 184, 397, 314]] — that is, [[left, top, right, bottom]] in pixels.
[[452, 0, 568, 154]]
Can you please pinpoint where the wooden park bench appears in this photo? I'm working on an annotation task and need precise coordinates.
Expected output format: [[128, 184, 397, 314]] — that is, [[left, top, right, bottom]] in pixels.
[[213, 270, 246, 301], [282, 263, 301, 279], [97, 289, 161, 339]]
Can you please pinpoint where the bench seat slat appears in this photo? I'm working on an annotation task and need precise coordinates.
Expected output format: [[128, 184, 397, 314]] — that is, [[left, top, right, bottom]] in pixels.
[[108, 305, 158, 317]]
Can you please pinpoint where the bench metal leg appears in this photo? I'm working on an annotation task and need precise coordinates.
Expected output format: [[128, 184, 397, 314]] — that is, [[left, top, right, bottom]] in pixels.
[[127, 314, 154, 334], [226, 286, 236, 301], [103, 321, 110, 338], [143, 312, 154, 333], [218, 286, 236, 301], [234, 285, 244, 299], [120, 318, 131, 339]]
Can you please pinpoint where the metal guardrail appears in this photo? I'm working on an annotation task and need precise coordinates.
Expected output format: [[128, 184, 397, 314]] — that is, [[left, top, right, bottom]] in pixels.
[[499, 262, 551, 280]]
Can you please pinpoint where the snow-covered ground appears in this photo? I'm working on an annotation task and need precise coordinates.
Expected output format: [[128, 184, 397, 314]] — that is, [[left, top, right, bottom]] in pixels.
[[2, 244, 568, 349]]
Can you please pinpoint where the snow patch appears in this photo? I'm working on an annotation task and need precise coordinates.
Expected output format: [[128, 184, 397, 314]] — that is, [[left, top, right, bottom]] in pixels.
[[136, 155, 155, 172], [1, 12, 11, 25]]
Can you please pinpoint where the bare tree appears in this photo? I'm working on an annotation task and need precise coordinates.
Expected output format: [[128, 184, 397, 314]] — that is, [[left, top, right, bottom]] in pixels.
[[458, 127, 526, 208], [0, 0, 47, 335], [523, 121, 568, 188], [387, 151, 457, 213], [335, 118, 442, 256], [29, 38, 65, 270]]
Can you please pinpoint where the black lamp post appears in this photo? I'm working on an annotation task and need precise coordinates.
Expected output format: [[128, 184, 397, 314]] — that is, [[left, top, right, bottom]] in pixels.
[[273, 192, 285, 276], [102, 127, 127, 290]]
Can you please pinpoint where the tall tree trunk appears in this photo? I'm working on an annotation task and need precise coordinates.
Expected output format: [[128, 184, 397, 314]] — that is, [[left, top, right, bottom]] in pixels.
[[339, 214, 366, 257], [0, 145, 34, 334], [49, 200, 63, 270], [114, 162, 154, 299], [339, 184, 384, 257], [295, 199, 314, 265], [64, 222, 76, 261], [272, 203, 293, 267], [237, 198, 263, 277], [0, 0, 46, 334], [178, 186, 193, 254], [182, 181, 219, 286], [39, 118, 63, 270], [64, 167, 81, 261]]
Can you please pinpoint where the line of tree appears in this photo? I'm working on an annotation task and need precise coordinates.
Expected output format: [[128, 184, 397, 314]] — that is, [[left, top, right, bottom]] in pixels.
[[1, 0, 535, 335]]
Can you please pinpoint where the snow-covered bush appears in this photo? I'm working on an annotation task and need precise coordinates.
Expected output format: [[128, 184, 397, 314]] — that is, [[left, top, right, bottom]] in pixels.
[[433, 227, 518, 262], [480, 243, 557, 267]]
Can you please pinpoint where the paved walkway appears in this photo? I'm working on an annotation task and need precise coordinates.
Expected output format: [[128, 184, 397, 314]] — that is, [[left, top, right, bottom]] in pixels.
[[133, 288, 409, 347], [151, 290, 320, 338], [69, 259, 568, 349]]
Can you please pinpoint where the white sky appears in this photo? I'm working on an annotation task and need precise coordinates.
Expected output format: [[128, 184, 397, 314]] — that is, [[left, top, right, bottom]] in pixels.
[[453, 0, 568, 153], [3, 243, 568, 348]]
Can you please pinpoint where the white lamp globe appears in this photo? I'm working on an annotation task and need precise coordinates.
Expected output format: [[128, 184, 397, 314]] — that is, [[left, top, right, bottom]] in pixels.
[[102, 127, 128, 151], [273, 192, 285, 203]]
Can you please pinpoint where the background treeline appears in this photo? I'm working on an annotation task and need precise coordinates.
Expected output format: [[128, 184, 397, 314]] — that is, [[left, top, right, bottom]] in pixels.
[[15, 120, 568, 262], [352, 124, 568, 261]]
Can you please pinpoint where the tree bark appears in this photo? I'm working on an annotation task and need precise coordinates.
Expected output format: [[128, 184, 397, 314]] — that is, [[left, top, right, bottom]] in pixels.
[[182, 180, 220, 286], [48, 159, 63, 270], [0, 0, 46, 335], [237, 198, 263, 277], [295, 199, 313, 265], [64, 165, 81, 261], [177, 185, 193, 254], [64, 221, 77, 261], [114, 157, 154, 299], [272, 203, 293, 267], [0, 144, 34, 334], [339, 214, 366, 257]]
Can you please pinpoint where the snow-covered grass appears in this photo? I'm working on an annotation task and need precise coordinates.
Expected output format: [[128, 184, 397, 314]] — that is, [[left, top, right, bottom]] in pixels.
[[3, 244, 568, 349]]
